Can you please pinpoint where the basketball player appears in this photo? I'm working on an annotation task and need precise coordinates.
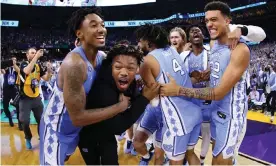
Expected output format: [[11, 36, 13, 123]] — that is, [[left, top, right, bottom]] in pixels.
[[136, 24, 202, 165], [39, 8, 130, 165], [160, 1, 250, 165], [182, 24, 212, 166], [134, 44, 166, 165], [169, 27, 191, 53]]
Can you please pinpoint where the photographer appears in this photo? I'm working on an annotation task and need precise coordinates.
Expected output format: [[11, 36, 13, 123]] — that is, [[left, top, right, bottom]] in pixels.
[[1, 57, 21, 129], [19, 47, 53, 149]]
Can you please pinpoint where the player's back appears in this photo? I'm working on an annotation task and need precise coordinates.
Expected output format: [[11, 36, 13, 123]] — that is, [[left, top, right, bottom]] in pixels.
[[42, 47, 104, 144], [209, 41, 249, 116], [150, 47, 202, 136]]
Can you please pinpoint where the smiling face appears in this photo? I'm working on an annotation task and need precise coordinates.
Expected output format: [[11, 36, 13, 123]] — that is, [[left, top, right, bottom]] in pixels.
[[188, 27, 204, 45], [112, 55, 139, 91], [205, 10, 230, 40], [76, 13, 107, 48]]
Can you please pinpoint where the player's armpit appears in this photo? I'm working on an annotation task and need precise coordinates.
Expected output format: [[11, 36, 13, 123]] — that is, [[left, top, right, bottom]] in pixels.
[[139, 55, 159, 87], [213, 43, 250, 100]]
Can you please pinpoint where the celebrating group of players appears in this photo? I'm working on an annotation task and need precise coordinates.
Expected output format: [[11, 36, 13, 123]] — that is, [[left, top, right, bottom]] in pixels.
[[38, 1, 266, 165]]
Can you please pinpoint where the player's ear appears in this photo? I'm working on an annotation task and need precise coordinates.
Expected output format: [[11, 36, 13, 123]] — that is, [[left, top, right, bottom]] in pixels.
[[225, 16, 231, 25], [76, 30, 83, 40]]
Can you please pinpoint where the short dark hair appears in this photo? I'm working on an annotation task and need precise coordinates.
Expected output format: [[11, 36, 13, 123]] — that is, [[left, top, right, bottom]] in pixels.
[[135, 24, 169, 48], [67, 7, 103, 37], [204, 1, 231, 18], [116, 40, 131, 46], [106, 44, 144, 66], [186, 24, 204, 39], [26, 47, 36, 54]]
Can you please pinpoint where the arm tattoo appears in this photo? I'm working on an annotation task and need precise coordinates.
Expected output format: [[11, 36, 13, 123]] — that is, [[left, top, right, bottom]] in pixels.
[[179, 87, 215, 100], [65, 64, 86, 111]]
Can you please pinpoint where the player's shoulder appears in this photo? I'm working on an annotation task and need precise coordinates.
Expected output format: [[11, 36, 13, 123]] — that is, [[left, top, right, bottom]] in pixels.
[[231, 43, 250, 65], [143, 54, 159, 65], [98, 50, 107, 58], [234, 42, 250, 55], [61, 52, 86, 74]]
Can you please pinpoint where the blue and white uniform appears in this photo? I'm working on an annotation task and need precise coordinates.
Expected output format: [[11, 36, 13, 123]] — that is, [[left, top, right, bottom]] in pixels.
[[39, 47, 104, 165], [183, 49, 212, 122], [150, 47, 202, 161], [137, 105, 163, 148], [209, 41, 249, 158]]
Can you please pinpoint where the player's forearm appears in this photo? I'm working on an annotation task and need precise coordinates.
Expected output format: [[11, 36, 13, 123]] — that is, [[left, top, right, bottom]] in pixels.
[[23, 56, 39, 75], [73, 103, 124, 127], [66, 93, 125, 127], [178, 87, 223, 100], [13, 64, 20, 73]]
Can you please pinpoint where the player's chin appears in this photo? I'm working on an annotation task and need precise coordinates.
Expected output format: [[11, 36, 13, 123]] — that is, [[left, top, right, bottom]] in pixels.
[[96, 43, 106, 48], [116, 82, 130, 92], [210, 35, 218, 40]]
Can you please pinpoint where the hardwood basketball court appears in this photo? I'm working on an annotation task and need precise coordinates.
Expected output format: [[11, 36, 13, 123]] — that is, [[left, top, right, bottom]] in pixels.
[[1, 123, 262, 165]]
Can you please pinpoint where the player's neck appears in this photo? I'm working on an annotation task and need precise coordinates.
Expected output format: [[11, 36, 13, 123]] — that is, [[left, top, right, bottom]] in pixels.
[[148, 46, 157, 52], [218, 26, 230, 45], [217, 35, 228, 45], [192, 44, 204, 55], [177, 47, 183, 54], [82, 44, 98, 63]]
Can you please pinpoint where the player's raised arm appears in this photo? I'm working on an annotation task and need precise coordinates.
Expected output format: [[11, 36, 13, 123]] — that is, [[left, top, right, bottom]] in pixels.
[[229, 24, 266, 42], [160, 43, 250, 100], [62, 53, 130, 127]]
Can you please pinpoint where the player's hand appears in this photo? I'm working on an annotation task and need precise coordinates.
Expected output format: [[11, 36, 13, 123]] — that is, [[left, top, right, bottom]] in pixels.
[[228, 28, 242, 50], [160, 73, 180, 96], [142, 82, 160, 101], [190, 70, 201, 81], [35, 49, 44, 59], [183, 42, 192, 51], [118, 94, 130, 112], [200, 69, 211, 81]]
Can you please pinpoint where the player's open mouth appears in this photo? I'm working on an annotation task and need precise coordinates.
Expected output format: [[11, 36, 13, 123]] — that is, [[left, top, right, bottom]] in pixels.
[[96, 36, 105, 42], [193, 34, 200, 40], [118, 78, 129, 90], [172, 43, 177, 45]]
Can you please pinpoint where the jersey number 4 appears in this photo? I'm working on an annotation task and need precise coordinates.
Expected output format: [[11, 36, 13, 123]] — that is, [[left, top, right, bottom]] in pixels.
[[172, 59, 185, 75]]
